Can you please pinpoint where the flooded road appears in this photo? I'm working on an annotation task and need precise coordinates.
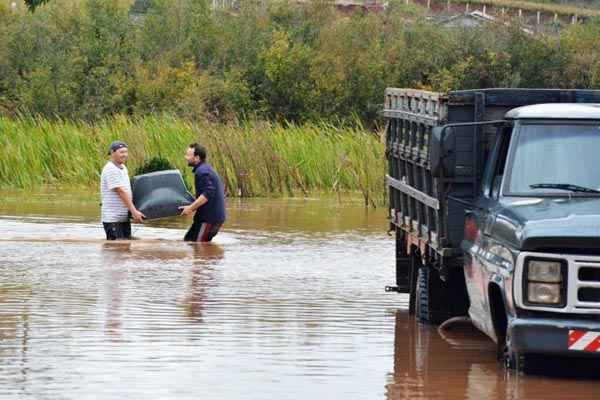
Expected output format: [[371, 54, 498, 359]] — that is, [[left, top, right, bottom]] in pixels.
[[1, 191, 599, 399]]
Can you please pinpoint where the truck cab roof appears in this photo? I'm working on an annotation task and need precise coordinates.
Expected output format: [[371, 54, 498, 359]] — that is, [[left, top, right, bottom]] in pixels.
[[506, 103, 600, 120]]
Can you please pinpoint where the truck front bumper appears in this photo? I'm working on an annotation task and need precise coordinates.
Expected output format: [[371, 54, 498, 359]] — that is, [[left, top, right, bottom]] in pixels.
[[509, 317, 600, 356]]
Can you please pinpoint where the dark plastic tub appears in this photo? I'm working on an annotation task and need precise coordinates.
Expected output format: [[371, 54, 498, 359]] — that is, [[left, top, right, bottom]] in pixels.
[[132, 169, 195, 220]]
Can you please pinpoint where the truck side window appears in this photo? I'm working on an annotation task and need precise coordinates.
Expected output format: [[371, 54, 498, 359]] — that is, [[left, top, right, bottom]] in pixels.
[[490, 128, 511, 199]]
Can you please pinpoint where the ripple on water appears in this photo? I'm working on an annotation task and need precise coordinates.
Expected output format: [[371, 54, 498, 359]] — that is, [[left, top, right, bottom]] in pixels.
[[1, 207, 599, 400]]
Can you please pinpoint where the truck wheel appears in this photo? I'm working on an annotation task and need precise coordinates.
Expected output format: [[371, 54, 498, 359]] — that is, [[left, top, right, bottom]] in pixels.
[[415, 267, 429, 322], [408, 252, 419, 315], [414, 262, 469, 325], [502, 345, 522, 370], [416, 266, 450, 324], [501, 332, 529, 373]]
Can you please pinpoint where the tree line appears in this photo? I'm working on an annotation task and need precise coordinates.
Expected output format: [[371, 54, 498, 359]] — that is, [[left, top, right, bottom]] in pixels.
[[1, 0, 599, 126]]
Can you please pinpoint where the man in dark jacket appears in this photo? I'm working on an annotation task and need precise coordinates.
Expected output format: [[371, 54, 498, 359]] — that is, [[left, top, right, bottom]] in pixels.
[[179, 143, 226, 242]]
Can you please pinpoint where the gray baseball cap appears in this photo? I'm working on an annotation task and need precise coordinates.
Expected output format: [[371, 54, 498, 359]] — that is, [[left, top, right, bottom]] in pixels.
[[108, 140, 128, 155]]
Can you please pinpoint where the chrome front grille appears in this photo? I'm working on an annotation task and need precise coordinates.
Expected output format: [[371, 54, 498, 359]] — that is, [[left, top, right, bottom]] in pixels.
[[571, 258, 600, 311]]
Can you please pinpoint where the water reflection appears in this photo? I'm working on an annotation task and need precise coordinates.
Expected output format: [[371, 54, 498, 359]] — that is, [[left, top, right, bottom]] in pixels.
[[185, 243, 224, 322], [101, 242, 131, 340], [386, 310, 600, 400], [0, 283, 31, 388], [386, 310, 494, 399], [99, 241, 225, 337]]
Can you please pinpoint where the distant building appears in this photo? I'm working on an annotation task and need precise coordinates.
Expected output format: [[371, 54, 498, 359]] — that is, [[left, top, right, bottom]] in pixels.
[[437, 10, 496, 28], [436, 10, 534, 34]]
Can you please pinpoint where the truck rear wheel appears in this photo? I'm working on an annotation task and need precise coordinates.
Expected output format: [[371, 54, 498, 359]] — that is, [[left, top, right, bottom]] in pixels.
[[416, 266, 449, 324], [415, 264, 469, 324], [415, 267, 430, 322]]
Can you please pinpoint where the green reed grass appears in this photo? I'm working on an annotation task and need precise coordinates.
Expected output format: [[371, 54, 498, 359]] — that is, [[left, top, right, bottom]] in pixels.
[[0, 115, 386, 206]]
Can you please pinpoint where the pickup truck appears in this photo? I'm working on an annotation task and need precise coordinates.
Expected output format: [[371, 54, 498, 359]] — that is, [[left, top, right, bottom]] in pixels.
[[384, 88, 600, 370]]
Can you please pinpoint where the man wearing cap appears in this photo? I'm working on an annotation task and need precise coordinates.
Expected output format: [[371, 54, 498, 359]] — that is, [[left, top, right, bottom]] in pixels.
[[100, 141, 145, 240]]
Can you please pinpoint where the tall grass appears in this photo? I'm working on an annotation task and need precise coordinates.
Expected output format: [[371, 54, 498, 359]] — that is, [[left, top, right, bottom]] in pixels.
[[0, 115, 386, 206]]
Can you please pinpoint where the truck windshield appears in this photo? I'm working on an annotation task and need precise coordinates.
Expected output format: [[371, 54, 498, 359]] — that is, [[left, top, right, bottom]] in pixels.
[[507, 123, 600, 195]]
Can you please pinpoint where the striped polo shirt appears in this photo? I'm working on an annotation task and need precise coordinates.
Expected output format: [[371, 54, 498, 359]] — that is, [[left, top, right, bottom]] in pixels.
[[100, 161, 132, 222]]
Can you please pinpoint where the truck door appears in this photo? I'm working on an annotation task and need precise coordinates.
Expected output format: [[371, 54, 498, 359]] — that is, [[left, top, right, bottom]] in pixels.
[[464, 126, 512, 339]]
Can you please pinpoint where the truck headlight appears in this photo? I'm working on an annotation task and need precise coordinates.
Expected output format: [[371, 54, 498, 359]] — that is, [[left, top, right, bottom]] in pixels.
[[527, 260, 563, 283], [527, 283, 561, 304], [525, 258, 566, 306]]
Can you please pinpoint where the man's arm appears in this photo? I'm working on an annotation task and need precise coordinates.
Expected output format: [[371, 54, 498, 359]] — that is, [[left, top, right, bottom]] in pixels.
[[183, 194, 208, 213], [114, 187, 145, 222], [180, 172, 213, 216]]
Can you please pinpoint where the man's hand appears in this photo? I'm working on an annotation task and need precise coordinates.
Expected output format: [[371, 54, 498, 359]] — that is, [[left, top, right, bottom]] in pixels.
[[179, 205, 195, 216], [132, 209, 145, 222]]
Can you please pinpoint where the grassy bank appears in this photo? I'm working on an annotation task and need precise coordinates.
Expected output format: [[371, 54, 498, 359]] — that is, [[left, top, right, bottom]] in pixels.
[[0, 116, 386, 206]]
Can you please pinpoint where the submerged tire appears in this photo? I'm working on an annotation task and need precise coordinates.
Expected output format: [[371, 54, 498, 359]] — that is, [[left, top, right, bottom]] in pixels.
[[502, 332, 531, 373], [415, 267, 431, 322], [408, 252, 419, 315], [504, 351, 526, 371], [415, 266, 468, 324], [416, 267, 447, 324]]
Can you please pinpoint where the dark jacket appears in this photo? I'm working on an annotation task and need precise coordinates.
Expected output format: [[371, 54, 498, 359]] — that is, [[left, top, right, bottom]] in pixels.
[[192, 162, 226, 223]]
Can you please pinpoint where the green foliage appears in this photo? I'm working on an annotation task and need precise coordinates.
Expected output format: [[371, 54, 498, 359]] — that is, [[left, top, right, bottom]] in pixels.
[[0, 115, 386, 205], [2, 0, 600, 126], [24, 0, 50, 12], [260, 30, 314, 122], [134, 156, 175, 176]]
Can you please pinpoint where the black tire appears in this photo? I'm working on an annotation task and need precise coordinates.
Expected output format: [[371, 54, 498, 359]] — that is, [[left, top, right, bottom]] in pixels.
[[502, 342, 520, 370], [415, 267, 430, 322], [408, 252, 419, 315], [414, 263, 470, 324], [501, 331, 531, 373], [416, 267, 450, 324]]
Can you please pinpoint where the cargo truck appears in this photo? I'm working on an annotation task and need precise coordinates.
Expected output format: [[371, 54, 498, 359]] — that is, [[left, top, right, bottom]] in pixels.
[[384, 88, 600, 370]]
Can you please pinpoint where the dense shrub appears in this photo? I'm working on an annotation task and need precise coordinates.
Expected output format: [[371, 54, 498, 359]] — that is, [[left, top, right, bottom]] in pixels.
[[134, 156, 176, 176], [1, 0, 599, 126]]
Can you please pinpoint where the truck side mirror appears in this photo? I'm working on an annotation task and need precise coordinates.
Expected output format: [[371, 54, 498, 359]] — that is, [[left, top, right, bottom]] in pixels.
[[430, 126, 456, 178]]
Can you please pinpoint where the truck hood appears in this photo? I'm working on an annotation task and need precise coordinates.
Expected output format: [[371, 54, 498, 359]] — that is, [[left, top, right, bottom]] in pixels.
[[493, 197, 600, 252]]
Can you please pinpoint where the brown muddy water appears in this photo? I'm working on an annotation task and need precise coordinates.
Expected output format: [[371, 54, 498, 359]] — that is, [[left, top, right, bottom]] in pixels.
[[0, 190, 599, 400]]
